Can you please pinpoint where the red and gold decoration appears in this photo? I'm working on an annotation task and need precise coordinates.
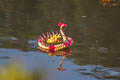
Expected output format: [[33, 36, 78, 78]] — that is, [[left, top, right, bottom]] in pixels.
[[100, 0, 118, 7], [38, 22, 73, 52]]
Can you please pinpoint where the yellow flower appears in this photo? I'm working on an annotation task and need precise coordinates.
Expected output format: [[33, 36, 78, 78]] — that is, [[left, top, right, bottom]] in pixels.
[[47, 38, 54, 43], [57, 34, 61, 39], [53, 35, 57, 38], [46, 34, 61, 44]]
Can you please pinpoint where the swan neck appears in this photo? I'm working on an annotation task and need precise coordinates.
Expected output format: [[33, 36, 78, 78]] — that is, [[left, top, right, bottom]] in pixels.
[[60, 25, 66, 41]]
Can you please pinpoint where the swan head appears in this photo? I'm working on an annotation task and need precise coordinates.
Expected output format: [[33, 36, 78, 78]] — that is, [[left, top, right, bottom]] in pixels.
[[57, 22, 67, 28]]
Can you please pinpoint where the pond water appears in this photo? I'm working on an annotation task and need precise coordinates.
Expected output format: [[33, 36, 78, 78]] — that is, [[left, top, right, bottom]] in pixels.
[[0, 0, 120, 80]]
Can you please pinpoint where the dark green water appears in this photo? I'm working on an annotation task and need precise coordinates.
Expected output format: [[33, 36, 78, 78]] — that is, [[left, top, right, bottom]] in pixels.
[[0, 0, 120, 80]]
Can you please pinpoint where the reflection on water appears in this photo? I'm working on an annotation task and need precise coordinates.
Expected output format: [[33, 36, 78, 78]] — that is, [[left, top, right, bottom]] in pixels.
[[39, 48, 72, 71], [0, 0, 120, 80]]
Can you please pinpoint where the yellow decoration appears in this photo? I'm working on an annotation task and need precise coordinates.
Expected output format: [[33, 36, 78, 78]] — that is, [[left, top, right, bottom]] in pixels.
[[47, 34, 61, 44], [57, 34, 61, 39]]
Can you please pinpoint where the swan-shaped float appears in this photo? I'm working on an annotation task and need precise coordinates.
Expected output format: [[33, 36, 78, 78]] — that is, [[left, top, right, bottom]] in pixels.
[[38, 22, 73, 51]]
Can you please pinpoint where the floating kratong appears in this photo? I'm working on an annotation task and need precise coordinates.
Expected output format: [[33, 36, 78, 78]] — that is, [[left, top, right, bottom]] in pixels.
[[38, 22, 73, 52], [100, 0, 118, 7]]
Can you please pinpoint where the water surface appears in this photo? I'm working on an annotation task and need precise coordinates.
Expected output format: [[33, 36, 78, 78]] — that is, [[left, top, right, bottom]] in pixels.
[[0, 0, 120, 80]]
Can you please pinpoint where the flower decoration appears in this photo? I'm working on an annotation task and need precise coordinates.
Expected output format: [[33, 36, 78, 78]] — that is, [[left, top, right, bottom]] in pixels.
[[68, 39, 72, 46], [67, 38, 73, 46], [57, 22, 67, 27], [46, 37, 48, 40], [49, 45, 55, 51], [53, 35, 57, 39], [64, 42, 68, 47], [56, 34, 61, 39], [38, 39, 42, 43]]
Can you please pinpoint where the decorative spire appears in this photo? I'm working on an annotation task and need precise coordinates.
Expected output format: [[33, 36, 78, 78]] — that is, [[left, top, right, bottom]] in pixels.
[[42, 33, 46, 38], [47, 32, 49, 38]]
